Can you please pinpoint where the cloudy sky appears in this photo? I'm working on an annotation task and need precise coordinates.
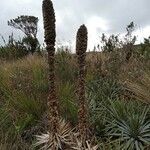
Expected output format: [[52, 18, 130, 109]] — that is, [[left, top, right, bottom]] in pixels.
[[0, 0, 150, 49]]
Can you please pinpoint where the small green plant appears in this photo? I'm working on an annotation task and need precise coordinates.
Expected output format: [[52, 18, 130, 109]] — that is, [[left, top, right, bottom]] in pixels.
[[106, 100, 150, 150], [58, 82, 77, 124]]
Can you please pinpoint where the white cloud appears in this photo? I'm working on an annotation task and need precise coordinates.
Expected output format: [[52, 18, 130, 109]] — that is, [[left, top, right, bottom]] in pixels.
[[86, 16, 109, 49], [135, 26, 150, 43]]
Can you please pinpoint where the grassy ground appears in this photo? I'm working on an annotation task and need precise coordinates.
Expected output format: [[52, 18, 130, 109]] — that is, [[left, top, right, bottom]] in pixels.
[[0, 50, 150, 149]]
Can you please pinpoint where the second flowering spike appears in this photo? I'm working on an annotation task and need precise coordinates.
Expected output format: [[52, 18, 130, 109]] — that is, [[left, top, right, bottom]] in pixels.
[[76, 24, 89, 144]]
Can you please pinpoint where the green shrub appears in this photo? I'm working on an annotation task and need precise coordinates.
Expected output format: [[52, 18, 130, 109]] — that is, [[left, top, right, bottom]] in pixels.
[[55, 49, 77, 83], [106, 100, 150, 150], [58, 82, 77, 124], [87, 77, 123, 139], [0, 34, 28, 60]]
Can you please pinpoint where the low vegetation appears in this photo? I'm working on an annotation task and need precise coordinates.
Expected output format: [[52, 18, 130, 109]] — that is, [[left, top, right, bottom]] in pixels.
[[0, 48, 149, 149]]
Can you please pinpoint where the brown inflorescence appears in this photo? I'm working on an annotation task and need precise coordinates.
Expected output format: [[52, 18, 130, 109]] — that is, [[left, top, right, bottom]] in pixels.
[[76, 24, 89, 143], [42, 0, 59, 134]]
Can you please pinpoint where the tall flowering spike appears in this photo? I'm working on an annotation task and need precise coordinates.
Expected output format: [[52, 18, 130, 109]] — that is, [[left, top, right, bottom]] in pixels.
[[42, 0, 56, 47], [42, 0, 59, 134], [76, 25, 88, 58], [76, 24, 89, 143]]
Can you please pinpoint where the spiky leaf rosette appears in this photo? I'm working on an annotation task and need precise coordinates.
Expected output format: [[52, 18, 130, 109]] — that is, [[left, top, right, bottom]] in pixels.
[[76, 25, 89, 143], [42, 0, 59, 133], [71, 132, 99, 150], [72, 136, 99, 150], [34, 119, 75, 150]]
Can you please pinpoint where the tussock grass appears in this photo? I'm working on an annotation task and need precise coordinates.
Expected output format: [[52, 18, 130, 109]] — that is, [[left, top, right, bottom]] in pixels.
[[0, 49, 150, 149]]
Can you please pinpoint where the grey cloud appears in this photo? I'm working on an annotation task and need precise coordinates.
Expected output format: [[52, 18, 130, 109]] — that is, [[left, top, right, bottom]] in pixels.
[[0, 0, 150, 48]]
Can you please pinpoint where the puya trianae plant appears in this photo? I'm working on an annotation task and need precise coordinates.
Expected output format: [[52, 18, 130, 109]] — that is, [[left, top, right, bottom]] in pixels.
[[42, 0, 58, 135], [34, 0, 74, 149], [75, 25, 98, 150], [76, 24, 89, 144]]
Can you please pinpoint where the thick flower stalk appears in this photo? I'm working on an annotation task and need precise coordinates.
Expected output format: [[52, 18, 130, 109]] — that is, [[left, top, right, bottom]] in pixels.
[[76, 24, 89, 143], [42, 0, 59, 134]]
